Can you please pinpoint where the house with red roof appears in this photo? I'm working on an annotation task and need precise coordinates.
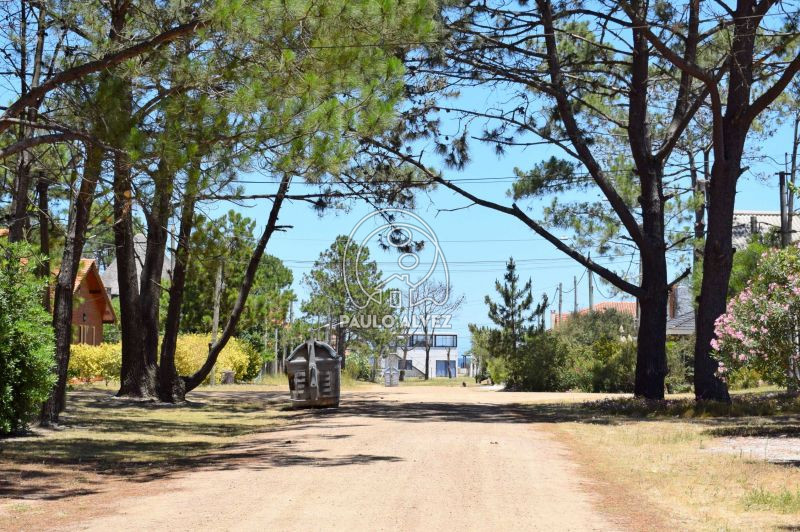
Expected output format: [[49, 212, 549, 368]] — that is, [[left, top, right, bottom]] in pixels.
[[57, 258, 117, 345], [1, 228, 115, 344], [550, 301, 637, 329]]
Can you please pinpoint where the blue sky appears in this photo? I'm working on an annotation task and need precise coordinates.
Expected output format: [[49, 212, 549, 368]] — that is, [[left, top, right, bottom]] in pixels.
[[209, 105, 793, 356]]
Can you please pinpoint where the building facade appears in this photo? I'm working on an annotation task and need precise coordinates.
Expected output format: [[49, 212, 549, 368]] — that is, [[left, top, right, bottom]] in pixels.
[[384, 333, 459, 378]]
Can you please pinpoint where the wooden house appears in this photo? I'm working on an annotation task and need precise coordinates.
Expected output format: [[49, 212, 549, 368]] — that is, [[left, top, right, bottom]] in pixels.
[[59, 259, 117, 345]]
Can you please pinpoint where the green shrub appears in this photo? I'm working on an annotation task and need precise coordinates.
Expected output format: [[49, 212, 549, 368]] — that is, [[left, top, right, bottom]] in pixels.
[[564, 338, 636, 393], [727, 366, 764, 390], [666, 337, 693, 394], [487, 356, 508, 385], [343, 349, 371, 381], [0, 243, 56, 435], [505, 334, 568, 391]]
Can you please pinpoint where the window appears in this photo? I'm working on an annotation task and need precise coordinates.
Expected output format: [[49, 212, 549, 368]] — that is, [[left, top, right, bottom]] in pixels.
[[74, 325, 96, 345], [434, 335, 457, 348], [399, 359, 413, 370], [409, 334, 430, 347]]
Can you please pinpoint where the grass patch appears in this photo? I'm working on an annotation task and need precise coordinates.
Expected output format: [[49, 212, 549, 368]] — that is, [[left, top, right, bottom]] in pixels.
[[743, 488, 800, 513], [398, 376, 478, 387], [582, 390, 800, 419], [542, 391, 800, 531]]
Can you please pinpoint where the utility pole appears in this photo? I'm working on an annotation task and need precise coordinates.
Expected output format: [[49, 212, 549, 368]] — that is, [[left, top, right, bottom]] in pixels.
[[272, 327, 278, 375], [573, 275, 578, 314], [326, 305, 332, 344], [210, 260, 224, 386], [587, 253, 594, 312], [779, 171, 791, 248], [261, 316, 269, 380], [557, 282, 563, 328]]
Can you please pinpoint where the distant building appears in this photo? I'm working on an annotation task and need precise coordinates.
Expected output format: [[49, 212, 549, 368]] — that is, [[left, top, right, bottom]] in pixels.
[[101, 233, 173, 297], [549, 284, 695, 337], [383, 333, 459, 378], [665, 282, 694, 337], [732, 210, 798, 249], [56, 259, 117, 345], [1, 229, 115, 344]]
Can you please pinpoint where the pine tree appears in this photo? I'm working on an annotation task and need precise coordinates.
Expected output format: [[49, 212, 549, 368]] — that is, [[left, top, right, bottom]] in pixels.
[[485, 258, 547, 361]]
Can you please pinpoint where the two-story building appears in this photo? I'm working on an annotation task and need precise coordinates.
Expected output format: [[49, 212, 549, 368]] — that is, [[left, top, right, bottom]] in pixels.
[[384, 333, 459, 378]]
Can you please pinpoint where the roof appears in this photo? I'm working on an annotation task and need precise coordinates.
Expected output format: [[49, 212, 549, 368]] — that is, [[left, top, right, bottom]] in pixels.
[[551, 301, 637, 328], [73, 258, 94, 292], [666, 311, 695, 336], [732, 211, 798, 249], [101, 233, 173, 297]]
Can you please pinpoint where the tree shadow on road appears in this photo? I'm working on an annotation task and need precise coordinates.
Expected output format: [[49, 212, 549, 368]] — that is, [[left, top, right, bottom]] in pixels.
[[0, 387, 400, 502]]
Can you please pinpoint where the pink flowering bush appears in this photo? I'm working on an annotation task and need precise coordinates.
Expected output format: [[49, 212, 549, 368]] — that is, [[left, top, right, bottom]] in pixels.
[[713, 244, 800, 387]]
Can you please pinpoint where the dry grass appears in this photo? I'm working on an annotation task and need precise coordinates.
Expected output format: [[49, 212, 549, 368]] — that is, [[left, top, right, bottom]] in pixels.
[[0, 385, 290, 516], [396, 376, 479, 387], [545, 392, 800, 531]]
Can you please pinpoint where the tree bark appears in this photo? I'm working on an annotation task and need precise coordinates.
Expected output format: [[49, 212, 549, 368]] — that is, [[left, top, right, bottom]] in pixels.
[[114, 145, 157, 398], [157, 183, 198, 402], [36, 175, 50, 311], [634, 253, 669, 398], [40, 145, 102, 425], [7, 3, 47, 243], [424, 342, 430, 380], [139, 159, 173, 370], [694, 157, 738, 402]]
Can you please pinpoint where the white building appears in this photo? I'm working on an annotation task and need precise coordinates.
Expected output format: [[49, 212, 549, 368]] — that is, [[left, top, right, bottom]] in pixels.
[[382, 333, 459, 378]]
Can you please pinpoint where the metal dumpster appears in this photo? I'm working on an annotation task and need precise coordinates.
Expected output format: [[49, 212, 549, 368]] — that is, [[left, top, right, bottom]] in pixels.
[[286, 340, 341, 408], [383, 366, 399, 387]]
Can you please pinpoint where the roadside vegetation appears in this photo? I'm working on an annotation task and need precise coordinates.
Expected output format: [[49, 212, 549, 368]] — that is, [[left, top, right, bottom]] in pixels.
[[546, 391, 800, 530]]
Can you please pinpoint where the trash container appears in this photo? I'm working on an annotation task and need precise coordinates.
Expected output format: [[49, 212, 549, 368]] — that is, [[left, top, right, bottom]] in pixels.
[[286, 340, 341, 408], [221, 370, 235, 384], [383, 366, 399, 387]]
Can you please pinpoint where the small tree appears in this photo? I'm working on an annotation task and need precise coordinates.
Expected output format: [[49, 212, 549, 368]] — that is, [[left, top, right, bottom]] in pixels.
[[302, 235, 386, 360], [0, 243, 55, 434], [713, 245, 800, 389], [485, 258, 547, 361], [466, 324, 491, 383]]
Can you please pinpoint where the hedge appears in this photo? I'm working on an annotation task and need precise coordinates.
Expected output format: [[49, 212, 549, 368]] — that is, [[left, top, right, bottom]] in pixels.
[[68, 334, 256, 384]]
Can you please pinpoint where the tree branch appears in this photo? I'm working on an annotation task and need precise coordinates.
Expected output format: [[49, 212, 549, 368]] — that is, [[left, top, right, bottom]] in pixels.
[[183, 174, 291, 391], [0, 17, 208, 135], [365, 137, 643, 297]]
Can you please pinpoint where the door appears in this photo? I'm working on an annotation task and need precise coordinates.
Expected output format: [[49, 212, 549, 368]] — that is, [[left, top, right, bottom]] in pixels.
[[435, 360, 457, 377]]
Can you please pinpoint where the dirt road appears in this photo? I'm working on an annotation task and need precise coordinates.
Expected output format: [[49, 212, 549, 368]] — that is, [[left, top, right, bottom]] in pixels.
[[70, 386, 619, 531]]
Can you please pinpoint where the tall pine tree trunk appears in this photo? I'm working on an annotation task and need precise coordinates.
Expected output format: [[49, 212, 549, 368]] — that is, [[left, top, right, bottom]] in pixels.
[[694, 155, 739, 402], [140, 159, 173, 369], [40, 145, 102, 424], [157, 166, 200, 402], [114, 145, 157, 398], [634, 250, 669, 398]]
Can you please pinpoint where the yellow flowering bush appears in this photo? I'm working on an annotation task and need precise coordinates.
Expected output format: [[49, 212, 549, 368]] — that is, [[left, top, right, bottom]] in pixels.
[[68, 335, 253, 385], [173, 334, 252, 384], [69, 343, 122, 383]]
